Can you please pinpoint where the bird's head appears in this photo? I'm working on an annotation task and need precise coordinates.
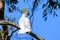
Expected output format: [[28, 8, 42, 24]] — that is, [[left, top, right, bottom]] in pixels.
[[22, 7, 29, 16]]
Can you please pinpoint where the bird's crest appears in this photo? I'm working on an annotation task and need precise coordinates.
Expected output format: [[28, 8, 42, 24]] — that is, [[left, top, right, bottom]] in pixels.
[[22, 7, 28, 13]]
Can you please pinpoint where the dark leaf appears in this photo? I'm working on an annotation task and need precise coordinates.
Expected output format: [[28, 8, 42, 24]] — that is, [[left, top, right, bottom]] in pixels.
[[38, 0, 40, 2], [43, 9, 47, 18], [8, 7, 12, 12], [56, 14, 58, 16], [42, 3, 47, 8], [54, 4, 57, 9], [48, 4, 50, 8], [10, 0, 18, 4], [43, 13, 47, 18], [50, 9, 52, 13], [44, 17, 47, 21], [58, 4, 60, 9], [42, 4, 45, 8]]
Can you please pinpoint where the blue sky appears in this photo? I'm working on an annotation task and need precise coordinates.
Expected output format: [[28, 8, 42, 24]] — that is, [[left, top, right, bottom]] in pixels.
[[0, 0, 60, 40]]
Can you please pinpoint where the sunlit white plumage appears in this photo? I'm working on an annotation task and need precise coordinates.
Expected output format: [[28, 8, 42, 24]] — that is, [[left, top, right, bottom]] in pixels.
[[18, 13, 31, 34]]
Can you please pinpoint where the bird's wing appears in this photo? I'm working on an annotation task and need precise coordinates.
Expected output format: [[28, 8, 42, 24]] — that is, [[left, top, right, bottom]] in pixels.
[[19, 18, 25, 29], [24, 18, 31, 29]]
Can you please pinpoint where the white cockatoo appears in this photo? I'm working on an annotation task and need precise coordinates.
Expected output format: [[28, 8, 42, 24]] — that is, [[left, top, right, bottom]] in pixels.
[[18, 7, 32, 34]]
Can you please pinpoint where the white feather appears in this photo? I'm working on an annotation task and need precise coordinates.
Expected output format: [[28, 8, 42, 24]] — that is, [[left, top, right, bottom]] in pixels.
[[18, 13, 31, 34]]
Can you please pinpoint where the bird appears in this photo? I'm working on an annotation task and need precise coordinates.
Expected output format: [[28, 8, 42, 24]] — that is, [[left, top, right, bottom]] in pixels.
[[18, 7, 32, 34]]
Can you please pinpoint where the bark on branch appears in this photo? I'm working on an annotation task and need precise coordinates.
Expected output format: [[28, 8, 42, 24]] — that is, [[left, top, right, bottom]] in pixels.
[[10, 29, 18, 38], [0, 20, 44, 40], [0, 21, 20, 29]]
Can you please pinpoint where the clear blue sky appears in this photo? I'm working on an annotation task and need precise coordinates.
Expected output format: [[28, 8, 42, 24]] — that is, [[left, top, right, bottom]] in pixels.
[[0, 0, 60, 40]]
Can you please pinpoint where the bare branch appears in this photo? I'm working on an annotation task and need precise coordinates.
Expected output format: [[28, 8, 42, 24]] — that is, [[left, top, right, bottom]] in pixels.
[[10, 29, 18, 38], [0, 20, 44, 40], [27, 32, 44, 40], [5, 35, 7, 40], [0, 21, 20, 29]]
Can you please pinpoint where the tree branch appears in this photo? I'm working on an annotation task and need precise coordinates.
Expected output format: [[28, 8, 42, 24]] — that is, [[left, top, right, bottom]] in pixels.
[[27, 32, 44, 40], [10, 29, 18, 38], [0, 21, 20, 29], [0, 20, 44, 40]]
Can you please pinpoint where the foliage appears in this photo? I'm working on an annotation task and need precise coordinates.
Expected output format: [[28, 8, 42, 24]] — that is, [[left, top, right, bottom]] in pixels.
[[30, 0, 40, 19], [4, 0, 60, 21], [5, 0, 18, 12], [0, 30, 2, 35], [42, 0, 60, 21]]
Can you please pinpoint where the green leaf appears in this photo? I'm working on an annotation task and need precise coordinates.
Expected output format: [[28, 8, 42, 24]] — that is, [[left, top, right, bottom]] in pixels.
[[0, 31, 2, 35]]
